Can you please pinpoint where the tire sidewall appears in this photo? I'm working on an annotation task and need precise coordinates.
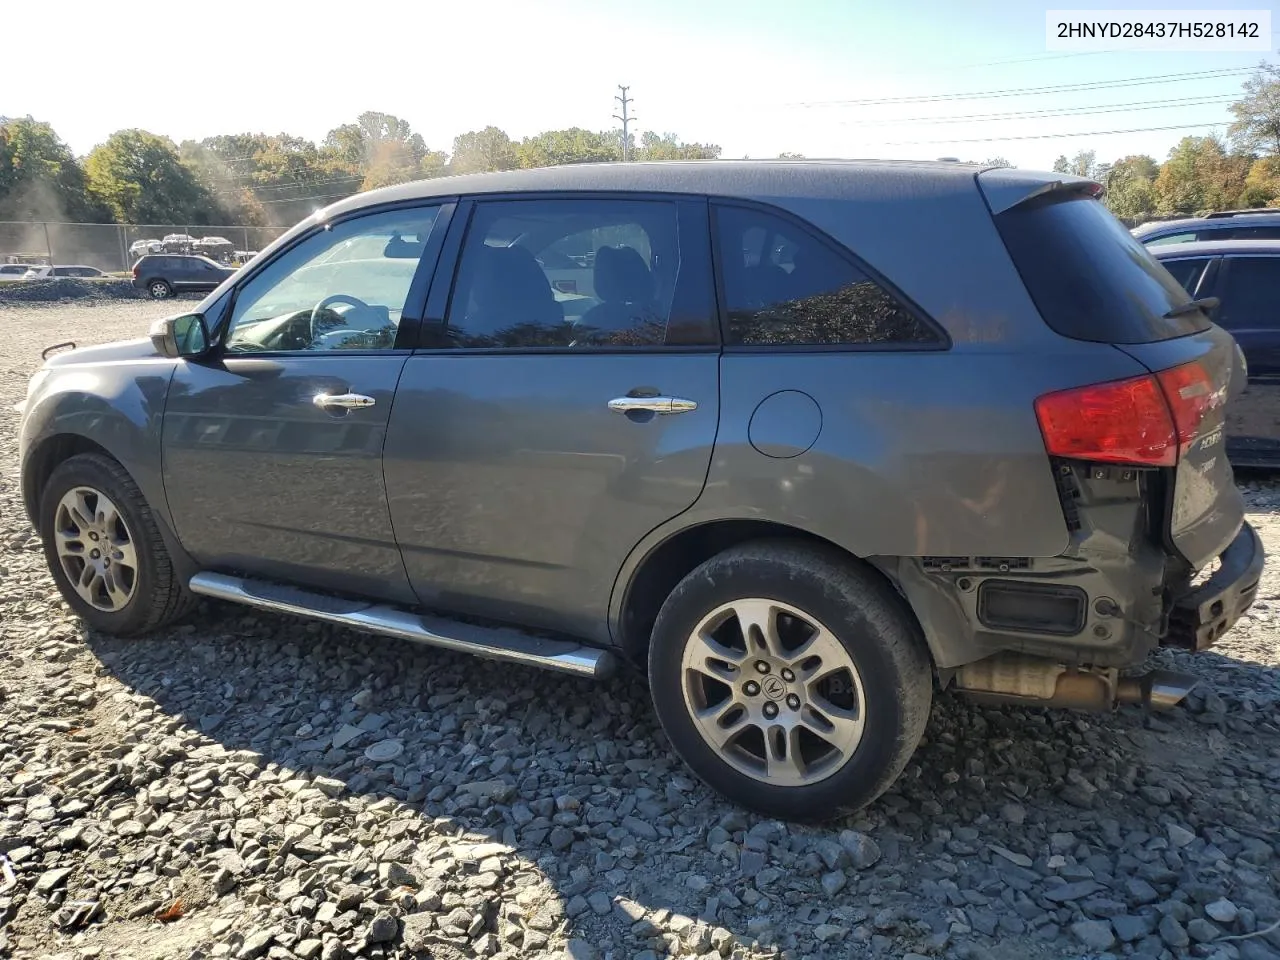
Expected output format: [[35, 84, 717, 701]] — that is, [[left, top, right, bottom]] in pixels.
[[649, 549, 923, 821], [40, 457, 163, 635]]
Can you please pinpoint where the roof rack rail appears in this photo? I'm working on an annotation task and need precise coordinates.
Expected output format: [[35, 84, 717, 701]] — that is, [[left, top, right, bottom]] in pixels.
[[1203, 207, 1277, 218]]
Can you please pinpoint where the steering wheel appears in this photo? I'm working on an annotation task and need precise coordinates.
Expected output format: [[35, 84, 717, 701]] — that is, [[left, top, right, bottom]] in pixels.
[[310, 294, 371, 343]]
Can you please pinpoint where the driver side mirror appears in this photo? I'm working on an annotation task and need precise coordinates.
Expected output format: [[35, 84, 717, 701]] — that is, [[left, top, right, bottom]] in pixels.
[[150, 313, 209, 359]]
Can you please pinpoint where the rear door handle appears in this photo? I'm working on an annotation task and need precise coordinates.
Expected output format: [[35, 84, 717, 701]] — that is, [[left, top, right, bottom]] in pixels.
[[608, 396, 698, 415], [313, 392, 376, 410]]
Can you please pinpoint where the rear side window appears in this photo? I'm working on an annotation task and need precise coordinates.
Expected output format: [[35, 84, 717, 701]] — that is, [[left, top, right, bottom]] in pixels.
[[1222, 225, 1280, 240], [1145, 232, 1198, 246], [995, 193, 1210, 343], [1216, 257, 1280, 330], [713, 204, 940, 347], [1160, 257, 1211, 295]]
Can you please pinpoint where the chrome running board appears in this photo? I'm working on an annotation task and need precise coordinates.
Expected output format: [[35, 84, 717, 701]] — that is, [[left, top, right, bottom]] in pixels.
[[188, 571, 615, 680]]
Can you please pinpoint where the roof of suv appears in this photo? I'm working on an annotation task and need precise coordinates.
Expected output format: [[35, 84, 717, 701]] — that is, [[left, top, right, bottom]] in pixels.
[[1133, 211, 1280, 237], [319, 159, 1068, 220], [1148, 239, 1280, 258]]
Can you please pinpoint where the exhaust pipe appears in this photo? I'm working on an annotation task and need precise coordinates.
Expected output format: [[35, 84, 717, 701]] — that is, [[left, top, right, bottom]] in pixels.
[[1116, 670, 1199, 710], [956, 655, 1199, 712]]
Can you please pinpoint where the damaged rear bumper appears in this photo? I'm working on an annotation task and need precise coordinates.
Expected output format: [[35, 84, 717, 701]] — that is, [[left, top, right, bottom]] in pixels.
[[1166, 521, 1264, 652]]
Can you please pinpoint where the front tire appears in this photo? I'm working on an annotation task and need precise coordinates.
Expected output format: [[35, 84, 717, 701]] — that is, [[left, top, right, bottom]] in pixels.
[[40, 453, 194, 636], [148, 279, 172, 299], [648, 541, 932, 822]]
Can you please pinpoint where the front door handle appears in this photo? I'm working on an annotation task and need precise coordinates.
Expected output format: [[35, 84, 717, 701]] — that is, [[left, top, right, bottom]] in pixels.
[[313, 392, 376, 410], [608, 396, 698, 415]]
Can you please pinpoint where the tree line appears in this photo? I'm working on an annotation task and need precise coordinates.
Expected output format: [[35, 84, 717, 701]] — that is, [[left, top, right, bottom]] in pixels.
[[4, 62, 1280, 228], [0, 114, 719, 227]]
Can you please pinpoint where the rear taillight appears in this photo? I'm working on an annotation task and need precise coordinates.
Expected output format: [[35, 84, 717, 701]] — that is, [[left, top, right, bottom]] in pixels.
[[131, 264, 139, 278], [1156, 361, 1215, 457], [1034, 360, 1215, 467]]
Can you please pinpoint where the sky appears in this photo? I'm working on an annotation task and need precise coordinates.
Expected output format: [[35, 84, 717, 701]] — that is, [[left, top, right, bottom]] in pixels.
[[2, 0, 1278, 170]]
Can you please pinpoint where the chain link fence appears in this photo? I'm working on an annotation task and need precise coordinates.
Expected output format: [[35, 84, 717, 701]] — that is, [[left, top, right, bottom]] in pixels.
[[0, 222, 285, 274]]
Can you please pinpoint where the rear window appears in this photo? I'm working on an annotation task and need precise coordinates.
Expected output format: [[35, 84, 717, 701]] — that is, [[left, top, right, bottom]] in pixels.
[[994, 193, 1211, 343]]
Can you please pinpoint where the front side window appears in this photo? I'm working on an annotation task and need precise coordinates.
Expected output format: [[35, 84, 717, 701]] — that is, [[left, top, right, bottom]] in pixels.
[[224, 206, 439, 353], [443, 198, 683, 348], [713, 203, 940, 347], [1217, 257, 1280, 330]]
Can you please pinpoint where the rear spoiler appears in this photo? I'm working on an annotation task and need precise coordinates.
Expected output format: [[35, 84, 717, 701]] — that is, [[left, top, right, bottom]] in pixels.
[[977, 167, 1102, 216]]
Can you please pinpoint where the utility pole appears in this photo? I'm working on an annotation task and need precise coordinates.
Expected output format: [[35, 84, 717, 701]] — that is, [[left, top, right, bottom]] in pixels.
[[613, 85, 635, 161]]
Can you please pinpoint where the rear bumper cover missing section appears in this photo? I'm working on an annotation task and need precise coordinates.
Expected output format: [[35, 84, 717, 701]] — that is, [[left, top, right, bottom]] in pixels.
[[1167, 521, 1264, 652]]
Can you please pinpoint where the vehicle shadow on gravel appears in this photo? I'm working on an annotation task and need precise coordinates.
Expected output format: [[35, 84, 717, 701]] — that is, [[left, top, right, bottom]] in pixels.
[[77, 602, 1280, 960]]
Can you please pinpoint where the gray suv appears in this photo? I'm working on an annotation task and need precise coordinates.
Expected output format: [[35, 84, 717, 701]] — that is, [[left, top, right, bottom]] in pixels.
[[17, 161, 1264, 821]]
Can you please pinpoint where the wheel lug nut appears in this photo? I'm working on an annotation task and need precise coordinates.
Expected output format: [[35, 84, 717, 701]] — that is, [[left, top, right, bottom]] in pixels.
[[88, 532, 98, 541], [781, 668, 795, 682], [786, 694, 801, 710], [743, 681, 760, 696], [90, 550, 99, 559], [763, 702, 778, 719], [755, 661, 770, 675]]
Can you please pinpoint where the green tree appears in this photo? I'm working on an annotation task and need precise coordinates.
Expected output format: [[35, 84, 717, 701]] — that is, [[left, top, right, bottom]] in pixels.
[[634, 132, 720, 161], [1230, 61, 1280, 156], [1153, 135, 1251, 214], [1102, 155, 1160, 222], [982, 156, 1012, 168], [0, 117, 105, 221], [516, 128, 620, 168], [1052, 155, 1070, 174], [450, 126, 518, 174], [1243, 155, 1280, 207], [178, 140, 266, 225], [85, 129, 220, 224]]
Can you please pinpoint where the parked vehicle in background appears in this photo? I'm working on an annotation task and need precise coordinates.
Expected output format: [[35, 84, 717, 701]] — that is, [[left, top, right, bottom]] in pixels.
[[22, 265, 107, 279], [161, 234, 198, 254], [1134, 209, 1280, 246], [0, 264, 32, 282], [131, 254, 236, 298], [233, 250, 259, 265], [129, 239, 164, 259], [16, 161, 1263, 821], [1151, 238, 1280, 467], [194, 237, 235, 262]]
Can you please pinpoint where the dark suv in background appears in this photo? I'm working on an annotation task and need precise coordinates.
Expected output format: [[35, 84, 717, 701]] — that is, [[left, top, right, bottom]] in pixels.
[[132, 254, 235, 299], [1152, 238, 1280, 466], [18, 161, 1263, 821], [1134, 208, 1280, 246]]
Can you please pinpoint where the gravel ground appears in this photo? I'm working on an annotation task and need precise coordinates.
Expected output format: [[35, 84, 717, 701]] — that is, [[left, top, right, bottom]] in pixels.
[[1, 301, 1279, 960]]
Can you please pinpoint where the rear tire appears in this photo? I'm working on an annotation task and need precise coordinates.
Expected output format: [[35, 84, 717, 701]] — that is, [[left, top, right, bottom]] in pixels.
[[648, 540, 932, 822], [40, 453, 194, 636], [148, 279, 172, 299]]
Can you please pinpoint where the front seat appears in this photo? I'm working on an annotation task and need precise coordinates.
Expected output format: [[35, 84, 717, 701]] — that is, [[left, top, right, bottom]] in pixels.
[[461, 246, 563, 344], [580, 245, 660, 338]]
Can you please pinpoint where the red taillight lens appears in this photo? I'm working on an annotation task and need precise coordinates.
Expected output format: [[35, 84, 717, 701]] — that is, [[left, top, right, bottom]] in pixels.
[[1034, 361, 1219, 467], [131, 264, 139, 278], [1035, 374, 1176, 466], [1156, 361, 1215, 457]]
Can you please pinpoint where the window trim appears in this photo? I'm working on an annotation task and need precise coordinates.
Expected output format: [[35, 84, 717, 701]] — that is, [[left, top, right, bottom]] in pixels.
[[208, 199, 457, 360], [416, 191, 720, 353], [707, 197, 951, 353]]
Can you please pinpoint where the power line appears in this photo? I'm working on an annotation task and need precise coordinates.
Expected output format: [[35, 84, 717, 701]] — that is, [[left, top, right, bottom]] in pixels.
[[844, 93, 1238, 127], [873, 120, 1229, 146], [613, 85, 635, 162], [257, 191, 357, 206], [791, 66, 1252, 107]]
